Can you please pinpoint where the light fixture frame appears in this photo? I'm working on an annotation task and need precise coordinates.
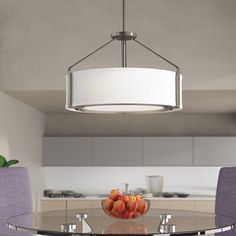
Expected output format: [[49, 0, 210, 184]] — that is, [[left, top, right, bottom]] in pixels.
[[66, 0, 182, 113]]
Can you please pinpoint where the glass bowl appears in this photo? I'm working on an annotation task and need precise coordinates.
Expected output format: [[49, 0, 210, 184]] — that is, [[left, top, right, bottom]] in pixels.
[[101, 199, 150, 219]]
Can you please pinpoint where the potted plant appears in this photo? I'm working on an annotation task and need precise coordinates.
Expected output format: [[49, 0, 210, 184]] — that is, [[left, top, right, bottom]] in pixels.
[[0, 154, 19, 167]]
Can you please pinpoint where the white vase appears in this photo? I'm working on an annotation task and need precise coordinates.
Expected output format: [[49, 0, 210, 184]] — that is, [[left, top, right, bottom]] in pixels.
[[148, 176, 163, 194]]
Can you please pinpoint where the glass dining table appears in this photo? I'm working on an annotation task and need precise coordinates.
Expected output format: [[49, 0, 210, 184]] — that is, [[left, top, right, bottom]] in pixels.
[[6, 208, 236, 236]]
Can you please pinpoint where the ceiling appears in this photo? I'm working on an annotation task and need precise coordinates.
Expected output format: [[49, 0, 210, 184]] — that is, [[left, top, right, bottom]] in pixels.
[[1, 0, 236, 131]]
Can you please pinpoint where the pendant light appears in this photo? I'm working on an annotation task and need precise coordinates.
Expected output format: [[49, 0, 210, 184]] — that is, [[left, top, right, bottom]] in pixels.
[[66, 0, 182, 113]]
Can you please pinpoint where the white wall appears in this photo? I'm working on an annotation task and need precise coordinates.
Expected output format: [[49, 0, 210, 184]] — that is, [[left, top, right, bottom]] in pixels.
[[43, 167, 221, 196], [0, 92, 45, 210]]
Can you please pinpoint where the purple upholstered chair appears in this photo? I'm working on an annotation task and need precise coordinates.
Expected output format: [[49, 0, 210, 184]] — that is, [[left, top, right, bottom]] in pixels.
[[0, 167, 32, 236], [215, 167, 236, 236]]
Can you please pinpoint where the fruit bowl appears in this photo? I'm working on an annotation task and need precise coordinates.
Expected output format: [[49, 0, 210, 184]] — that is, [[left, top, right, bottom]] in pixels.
[[101, 190, 150, 219]]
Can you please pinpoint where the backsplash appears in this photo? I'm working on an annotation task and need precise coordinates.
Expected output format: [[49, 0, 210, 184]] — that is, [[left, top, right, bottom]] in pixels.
[[42, 167, 221, 196]]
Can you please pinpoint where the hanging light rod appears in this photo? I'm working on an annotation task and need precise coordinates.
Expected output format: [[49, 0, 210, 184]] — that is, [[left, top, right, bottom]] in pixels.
[[66, 0, 182, 113]]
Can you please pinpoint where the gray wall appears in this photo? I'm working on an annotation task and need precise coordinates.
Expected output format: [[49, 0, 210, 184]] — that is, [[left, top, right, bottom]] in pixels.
[[1, 0, 236, 91], [45, 113, 236, 136]]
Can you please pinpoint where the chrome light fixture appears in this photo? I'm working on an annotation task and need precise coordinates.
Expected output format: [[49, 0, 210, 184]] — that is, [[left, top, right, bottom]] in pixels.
[[66, 0, 182, 113]]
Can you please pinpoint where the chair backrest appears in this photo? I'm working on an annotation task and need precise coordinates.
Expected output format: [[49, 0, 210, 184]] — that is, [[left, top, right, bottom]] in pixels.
[[215, 167, 236, 236], [0, 167, 32, 236]]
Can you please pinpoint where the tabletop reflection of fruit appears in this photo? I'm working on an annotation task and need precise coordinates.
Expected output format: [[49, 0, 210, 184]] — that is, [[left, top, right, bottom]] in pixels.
[[103, 221, 148, 234], [102, 189, 150, 219]]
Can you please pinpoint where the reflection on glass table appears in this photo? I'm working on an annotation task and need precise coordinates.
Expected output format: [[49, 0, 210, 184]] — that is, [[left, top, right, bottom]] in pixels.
[[6, 208, 236, 235]]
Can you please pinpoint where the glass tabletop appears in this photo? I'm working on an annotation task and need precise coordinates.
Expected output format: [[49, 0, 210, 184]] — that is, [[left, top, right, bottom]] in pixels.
[[6, 208, 236, 235]]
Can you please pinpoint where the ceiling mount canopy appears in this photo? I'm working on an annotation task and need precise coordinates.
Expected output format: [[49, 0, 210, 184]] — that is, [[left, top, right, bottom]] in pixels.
[[66, 0, 182, 113]]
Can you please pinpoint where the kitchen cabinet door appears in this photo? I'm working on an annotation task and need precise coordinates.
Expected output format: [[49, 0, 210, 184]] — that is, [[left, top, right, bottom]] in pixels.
[[143, 137, 193, 166], [67, 200, 92, 209], [41, 200, 66, 212], [195, 200, 215, 213], [92, 137, 142, 166], [43, 137, 92, 166], [194, 137, 236, 166], [91, 200, 103, 208], [150, 200, 170, 209], [169, 200, 195, 211]]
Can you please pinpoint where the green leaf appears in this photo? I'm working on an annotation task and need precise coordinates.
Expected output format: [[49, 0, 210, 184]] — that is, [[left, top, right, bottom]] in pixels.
[[0, 155, 7, 167], [5, 160, 19, 167]]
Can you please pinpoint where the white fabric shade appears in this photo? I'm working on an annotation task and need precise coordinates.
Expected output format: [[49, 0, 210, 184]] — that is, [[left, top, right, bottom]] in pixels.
[[66, 67, 182, 113]]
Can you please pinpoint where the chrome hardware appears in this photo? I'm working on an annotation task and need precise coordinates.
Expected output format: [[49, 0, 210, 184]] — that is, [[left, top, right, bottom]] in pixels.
[[76, 213, 88, 222], [61, 223, 76, 233], [111, 32, 137, 41], [160, 214, 172, 223], [76, 213, 92, 233], [111, 32, 137, 67], [158, 214, 176, 233]]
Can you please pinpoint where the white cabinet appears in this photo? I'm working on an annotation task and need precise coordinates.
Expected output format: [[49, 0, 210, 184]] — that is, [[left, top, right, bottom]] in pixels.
[[92, 137, 142, 166], [194, 137, 236, 166], [143, 137, 193, 166], [43, 137, 92, 166]]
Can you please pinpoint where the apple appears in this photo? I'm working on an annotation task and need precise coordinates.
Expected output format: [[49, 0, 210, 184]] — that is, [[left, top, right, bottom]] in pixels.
[[126, 200, 138, 212], [121, 210, 130, 219], [135, 194, 142, 201], [137, 200, 148, 215], [109, 189, 122, 201], [118, 195, 129, 203], [114, 200, 125, 213], [122, 210, 134, 219], [133, 210, 141, 218], [128, 195, 136, 201], [103, 199, 114, 211], [111, 208, 121, 218]]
